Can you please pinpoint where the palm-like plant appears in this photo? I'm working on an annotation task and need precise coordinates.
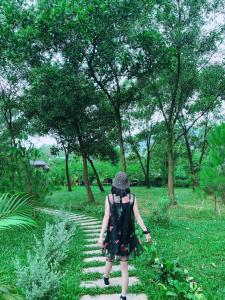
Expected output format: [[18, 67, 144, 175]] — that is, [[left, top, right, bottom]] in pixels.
[[0, 192, 37, 231], [0, 193, 37, 299]]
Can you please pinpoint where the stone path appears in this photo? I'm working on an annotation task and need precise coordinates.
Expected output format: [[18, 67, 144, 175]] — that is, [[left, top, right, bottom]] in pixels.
[[37, 207, 148, 300]]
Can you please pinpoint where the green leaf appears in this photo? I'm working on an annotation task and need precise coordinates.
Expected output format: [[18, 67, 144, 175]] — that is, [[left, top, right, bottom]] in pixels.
[[0, 193, 37, 231]]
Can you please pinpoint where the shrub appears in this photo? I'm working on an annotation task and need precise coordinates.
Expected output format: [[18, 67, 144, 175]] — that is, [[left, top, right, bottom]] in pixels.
[[152, 257, 207, 299], [41, 212, 76, 265], [0, 145, 52, 201], [15, 252, 62, 300], [200, 123, 225, 204], [14, 213, 76, 300], [142, 242, 207, 300], [152, 197, 171, 226]]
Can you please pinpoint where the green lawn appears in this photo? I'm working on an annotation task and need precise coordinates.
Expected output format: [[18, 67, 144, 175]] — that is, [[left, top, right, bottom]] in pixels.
[[42, 186, 225, 300]]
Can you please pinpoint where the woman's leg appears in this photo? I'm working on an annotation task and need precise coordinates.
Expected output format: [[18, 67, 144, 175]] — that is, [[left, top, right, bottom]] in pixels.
[[120, 258, 129, 296], [104, 257, 113, 277]]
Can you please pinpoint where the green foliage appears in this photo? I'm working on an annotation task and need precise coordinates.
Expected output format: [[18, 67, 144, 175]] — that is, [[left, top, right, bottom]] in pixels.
[[200, 123, 225, 202], [137, 235, 207, 299], [152, 197, 171, 226], [0, 145, 52, 201], [15, 252, 62, 300], [0, 192, 36, 231], [38, 212, 76, 266], [152, 257, 207, 300], [14, 213, 76, 300], [0, 272, 23, 300]]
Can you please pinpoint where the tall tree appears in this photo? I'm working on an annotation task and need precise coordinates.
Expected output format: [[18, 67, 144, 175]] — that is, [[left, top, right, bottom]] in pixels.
[[26, 0, 150, 172], [23, 63, 115, 202], [200, 123, 225, 214], [51, 138, 74, 192], [176, 64, 225, 189], [135, 0, 225, 204], [125, 99, 162, 187], [0, 63, 28, 147], [22, 64, 95, 202]]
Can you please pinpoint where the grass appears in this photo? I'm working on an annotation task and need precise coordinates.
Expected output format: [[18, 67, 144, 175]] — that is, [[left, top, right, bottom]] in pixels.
[[42, 185, 225, 300]]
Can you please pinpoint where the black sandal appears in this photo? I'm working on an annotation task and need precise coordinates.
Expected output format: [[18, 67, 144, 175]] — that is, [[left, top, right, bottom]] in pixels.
[[120, 296, 126, 300], [103, 275, 110, 286]]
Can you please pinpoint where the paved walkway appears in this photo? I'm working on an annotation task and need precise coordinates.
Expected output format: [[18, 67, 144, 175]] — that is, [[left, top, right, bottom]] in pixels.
[[37, 207, 148, 300]]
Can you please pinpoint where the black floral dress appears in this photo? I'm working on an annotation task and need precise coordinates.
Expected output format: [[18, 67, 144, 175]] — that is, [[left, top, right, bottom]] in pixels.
[[102, 193, 144, 261]]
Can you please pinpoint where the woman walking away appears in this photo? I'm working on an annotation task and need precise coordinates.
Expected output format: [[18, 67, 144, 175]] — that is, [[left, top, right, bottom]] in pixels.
[[98, 171, 152, 300]]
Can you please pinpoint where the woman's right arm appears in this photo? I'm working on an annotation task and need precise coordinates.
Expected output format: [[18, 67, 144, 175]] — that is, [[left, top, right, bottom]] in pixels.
[[98, 196, 110, 247]]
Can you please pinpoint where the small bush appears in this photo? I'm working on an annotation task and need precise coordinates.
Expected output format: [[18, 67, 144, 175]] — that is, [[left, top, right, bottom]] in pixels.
[[152, 197, 171, 226], [15, 252, 62, 300], [14, 214, 76, 300], [152, 257, 207, 299], [41, 213, 76, 265], [142, 242, 207, 299], [200, 123, 225, 205]]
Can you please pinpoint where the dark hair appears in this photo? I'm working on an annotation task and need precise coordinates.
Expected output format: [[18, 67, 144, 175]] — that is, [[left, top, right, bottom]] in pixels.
[[111, 186, 131, 198]]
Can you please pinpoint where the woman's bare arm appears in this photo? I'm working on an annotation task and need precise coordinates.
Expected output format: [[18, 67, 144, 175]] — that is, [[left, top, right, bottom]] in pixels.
[[133, 196, 151, 242], [133, 196, 148, 231], [99, 196, 110, 239]]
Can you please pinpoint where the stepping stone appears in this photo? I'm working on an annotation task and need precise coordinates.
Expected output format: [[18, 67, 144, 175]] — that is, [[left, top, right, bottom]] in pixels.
[[83, 243, 99, 249], [84, 238, 99, 243], [83, 229, 101, 233], [83, 256, 106, 263], [80, 294, 148, 300], [83, 249, 101, 255], [69, 215, 88, 219], [82, 264, 135, 274], [71, 216, 97, 220], [84, 232, 101, 237], [75, 218, 99, 223], [82, 225, 102, 229], [78, 219, 101, 224], [80, 276, 139, 289], [79, 221, 102, 226], [70, 216, 95, 220]]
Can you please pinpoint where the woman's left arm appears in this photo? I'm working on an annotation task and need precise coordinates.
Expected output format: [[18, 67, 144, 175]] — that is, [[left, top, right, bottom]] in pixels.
[[98, 196, 110, 248], [133, 197, 152, 242]]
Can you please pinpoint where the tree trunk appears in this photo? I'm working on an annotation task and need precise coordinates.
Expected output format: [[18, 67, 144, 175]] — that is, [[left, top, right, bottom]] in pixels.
[[81, 152, 95, 202], [65, 153, 72, 192], [133, 148, 148, 186], [87, 156, 105, 192], [114, 105, 127, 172], [167, 130, 177, 205], [145, 138, 151, 188], [74, 120, 95, 202], [145, 171, 151, 188], [183, 132, 198, 191]]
